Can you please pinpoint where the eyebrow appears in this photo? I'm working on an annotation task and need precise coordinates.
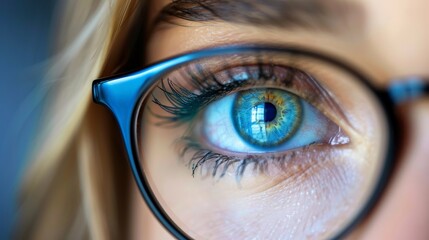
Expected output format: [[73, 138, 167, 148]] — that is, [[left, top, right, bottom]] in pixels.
[[155, 0, 365, 33]]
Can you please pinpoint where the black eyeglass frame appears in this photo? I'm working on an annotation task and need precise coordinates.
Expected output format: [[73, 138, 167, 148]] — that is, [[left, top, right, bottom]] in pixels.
[[92, 45, 429, 240]]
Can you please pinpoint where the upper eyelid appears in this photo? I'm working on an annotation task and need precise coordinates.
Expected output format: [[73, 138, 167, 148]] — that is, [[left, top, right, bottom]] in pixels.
[[169, 61, 351, 124]]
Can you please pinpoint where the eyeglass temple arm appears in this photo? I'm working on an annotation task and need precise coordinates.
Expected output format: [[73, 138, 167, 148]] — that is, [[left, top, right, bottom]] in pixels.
[[388, 77, 429, 104]]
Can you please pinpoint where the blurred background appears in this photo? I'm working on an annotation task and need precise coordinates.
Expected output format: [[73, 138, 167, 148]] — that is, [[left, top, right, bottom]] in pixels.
[[0, 0, 58, 238]]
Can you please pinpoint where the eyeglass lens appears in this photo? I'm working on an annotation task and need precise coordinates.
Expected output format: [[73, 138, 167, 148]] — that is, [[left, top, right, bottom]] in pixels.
[[135, 50, 389, 239]]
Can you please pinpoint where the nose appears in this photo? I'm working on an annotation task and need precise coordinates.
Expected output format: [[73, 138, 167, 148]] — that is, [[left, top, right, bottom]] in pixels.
[[356, 98, 429, 239]]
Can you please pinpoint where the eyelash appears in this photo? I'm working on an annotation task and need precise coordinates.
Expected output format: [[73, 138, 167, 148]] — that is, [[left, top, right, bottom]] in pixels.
[[177, 136, 323, 181], [151, 62, 302, 125], [151, 60, 343, 179]]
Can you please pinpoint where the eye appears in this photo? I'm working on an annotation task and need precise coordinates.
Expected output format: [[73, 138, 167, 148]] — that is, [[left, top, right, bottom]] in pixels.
[[151, 62, 352, 178], [201, 88, 346, 153]]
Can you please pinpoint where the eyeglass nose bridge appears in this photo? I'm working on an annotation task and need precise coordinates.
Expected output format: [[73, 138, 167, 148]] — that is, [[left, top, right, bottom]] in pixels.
[[388, 77, 429, 104]]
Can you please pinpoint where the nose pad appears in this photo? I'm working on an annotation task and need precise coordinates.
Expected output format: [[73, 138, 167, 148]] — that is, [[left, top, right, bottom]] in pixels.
[[352, 99, 429, 240]]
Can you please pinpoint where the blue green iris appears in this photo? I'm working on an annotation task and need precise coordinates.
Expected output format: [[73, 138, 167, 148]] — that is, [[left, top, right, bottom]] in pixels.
[[233, 88, 302, 147]]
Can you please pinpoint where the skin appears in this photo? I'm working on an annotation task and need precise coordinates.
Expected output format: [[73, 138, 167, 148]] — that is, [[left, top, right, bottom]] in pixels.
[[130, 0, 429, 239]]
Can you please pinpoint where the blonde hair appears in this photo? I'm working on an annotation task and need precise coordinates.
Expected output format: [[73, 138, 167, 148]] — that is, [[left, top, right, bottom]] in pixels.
[[16, 0, 147, 239]]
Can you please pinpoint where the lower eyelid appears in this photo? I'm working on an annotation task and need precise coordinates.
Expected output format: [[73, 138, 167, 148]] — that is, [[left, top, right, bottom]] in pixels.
[[179, 138, 353, 191]]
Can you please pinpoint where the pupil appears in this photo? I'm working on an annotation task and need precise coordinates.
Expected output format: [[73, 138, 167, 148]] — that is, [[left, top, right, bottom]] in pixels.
[[263, 102, 277, 122], [253, 102, 277, 122]]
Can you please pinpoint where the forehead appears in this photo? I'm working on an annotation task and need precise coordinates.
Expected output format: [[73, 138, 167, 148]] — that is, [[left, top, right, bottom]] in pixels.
[[148, 0, 429, 83]]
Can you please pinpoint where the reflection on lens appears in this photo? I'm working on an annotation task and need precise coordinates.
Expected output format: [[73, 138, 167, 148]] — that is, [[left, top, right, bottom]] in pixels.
[[136, 50, 388, 239]]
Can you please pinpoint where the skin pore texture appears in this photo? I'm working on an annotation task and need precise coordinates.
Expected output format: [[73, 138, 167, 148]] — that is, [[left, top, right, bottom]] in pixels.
[[130, 0, 429, 239]]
